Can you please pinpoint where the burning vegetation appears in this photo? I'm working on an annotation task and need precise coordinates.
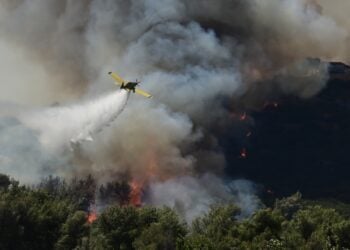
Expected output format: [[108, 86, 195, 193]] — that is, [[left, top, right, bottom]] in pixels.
[[1, 0, 350, 248], [87, 209, 97, 224], [129, 180, 143, 207], [1, 173, 350, 249], [240, 148, 248, 159]]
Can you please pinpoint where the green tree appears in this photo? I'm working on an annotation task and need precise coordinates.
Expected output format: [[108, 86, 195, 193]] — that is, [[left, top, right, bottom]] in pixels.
[[68, 175, 96, 211], [133, 207, 187, 250], [0, 174, 10, 190], [185, 205, 241, 250], [90, 206, 187, 250], [90, 206, 149, 249], [99, 180, 131, 206], [282, 205, 349, 249], [55, 211, 89, 250], [0, 187, 76, 250]]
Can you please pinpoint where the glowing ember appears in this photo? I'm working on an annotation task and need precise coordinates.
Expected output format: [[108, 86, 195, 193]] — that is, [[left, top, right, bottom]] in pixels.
[[239, 112, 247, 121], [87, 212, 97, 223], [264, 101, 279, 109], [240, 148, 248, 159], [129, 180, 142, 206]]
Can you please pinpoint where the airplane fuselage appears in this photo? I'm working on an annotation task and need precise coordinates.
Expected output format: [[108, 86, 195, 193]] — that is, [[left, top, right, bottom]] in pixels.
[[121, 82, 138, 92]]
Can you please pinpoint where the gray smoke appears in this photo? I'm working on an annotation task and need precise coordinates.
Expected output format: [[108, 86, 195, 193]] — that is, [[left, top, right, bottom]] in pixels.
[[1, 0, 349, 217], [0, 117, 70, 183], [145, 174, 260, 222]]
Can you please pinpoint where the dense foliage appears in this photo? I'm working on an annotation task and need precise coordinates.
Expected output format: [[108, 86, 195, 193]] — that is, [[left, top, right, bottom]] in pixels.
[[1, 174, 350, 250]]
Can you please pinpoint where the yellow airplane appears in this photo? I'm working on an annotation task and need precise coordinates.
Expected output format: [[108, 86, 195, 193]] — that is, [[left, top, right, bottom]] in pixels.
[[108, 72, 152, 98]]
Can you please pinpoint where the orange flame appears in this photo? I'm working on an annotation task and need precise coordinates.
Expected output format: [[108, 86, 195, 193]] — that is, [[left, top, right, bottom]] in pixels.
[[127, 149, 159, 207], [128, 145, 183, 207], [129, 180, 142, 207], [87, 212, 97, 223], [87, 204, 97, 223]]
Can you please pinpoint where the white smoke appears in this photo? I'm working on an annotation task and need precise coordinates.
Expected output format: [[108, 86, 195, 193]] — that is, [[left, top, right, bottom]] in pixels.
[[0, 117, 66, 183], [145, 174, 260, 222]]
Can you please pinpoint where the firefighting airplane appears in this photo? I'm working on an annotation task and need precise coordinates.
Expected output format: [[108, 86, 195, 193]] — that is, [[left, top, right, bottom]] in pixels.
[[108, 72, 152, 98]]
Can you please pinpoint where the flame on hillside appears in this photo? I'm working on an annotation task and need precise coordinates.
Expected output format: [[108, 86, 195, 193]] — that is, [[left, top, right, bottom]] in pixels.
[[87, 205, 97, 223], [128, 149, 162, 207], [129, 180, 143, 206], [240, 148, 248, 159]]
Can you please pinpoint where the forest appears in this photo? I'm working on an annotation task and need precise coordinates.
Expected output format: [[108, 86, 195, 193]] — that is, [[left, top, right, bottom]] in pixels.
[[1, 173, 350, 250]]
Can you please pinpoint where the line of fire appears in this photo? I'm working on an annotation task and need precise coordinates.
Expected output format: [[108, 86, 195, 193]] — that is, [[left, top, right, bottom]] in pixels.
[[85, 60, 350, 223]]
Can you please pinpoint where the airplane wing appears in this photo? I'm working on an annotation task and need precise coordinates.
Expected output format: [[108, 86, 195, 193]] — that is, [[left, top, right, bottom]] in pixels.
[[108, 71, 153, 98], [108, 72, 125, 86], [135, 88, 153, 98]]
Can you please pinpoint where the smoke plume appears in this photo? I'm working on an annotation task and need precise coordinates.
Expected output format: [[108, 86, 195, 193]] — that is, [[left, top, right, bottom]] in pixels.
[[145, 175, 260, 222], [1, 0, 349, 218]]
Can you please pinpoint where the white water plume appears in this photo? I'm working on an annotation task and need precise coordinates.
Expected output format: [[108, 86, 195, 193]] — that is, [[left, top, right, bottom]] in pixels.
[[19, 90, 129, 153], [0, 90, 129, 183]]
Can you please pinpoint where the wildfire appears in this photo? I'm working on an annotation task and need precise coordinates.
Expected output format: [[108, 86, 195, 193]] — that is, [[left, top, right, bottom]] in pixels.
[[240, 148, 248, 159], [87, 212, 97, 223], [264, 101, 279, 109], [128, 146, 180, 207], [87, 204, 97, 223], [229, 111, 250, 121], [239, 112, 247, 121], [127, 149, 160, 207], [129, 180, 143, 207]]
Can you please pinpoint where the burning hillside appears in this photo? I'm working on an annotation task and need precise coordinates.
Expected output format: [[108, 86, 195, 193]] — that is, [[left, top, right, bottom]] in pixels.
[[1, 0, 350, 221], [223, 62, 350, 202]]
